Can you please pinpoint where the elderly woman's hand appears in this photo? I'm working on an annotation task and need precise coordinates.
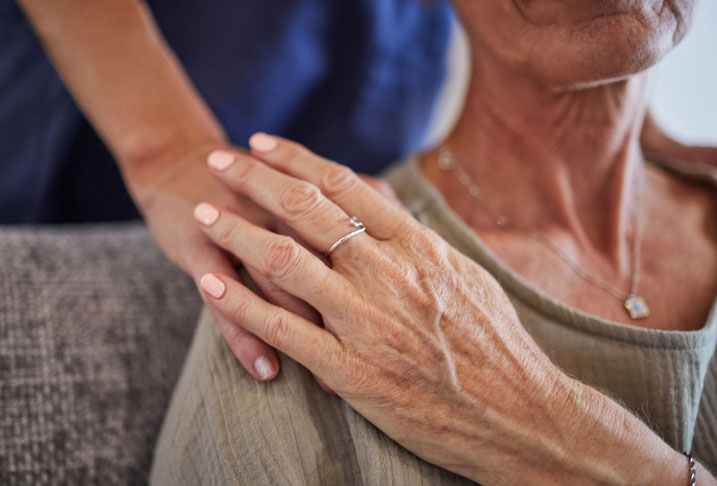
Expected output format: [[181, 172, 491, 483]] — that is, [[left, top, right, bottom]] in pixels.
[[192, 134, 697, 485]]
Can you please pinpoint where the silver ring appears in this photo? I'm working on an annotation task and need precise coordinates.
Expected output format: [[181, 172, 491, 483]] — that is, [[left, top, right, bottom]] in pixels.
[[326, 216, 366, 256]]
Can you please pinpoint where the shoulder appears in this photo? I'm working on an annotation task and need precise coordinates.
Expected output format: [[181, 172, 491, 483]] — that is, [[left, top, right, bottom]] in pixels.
[[645, 161, 716, 229], [642, 161, 716, 325]]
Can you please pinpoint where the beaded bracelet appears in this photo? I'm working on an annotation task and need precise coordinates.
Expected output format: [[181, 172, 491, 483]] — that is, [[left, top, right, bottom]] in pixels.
[[685, 452, 696, 486]]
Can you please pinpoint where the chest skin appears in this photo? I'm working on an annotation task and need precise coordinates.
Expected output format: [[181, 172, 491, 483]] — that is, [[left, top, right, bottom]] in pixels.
[[441, 165, 717, 331]]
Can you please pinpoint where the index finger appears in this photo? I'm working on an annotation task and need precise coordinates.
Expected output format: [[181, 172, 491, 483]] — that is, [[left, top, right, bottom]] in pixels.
[[247, 134, 410, 240]]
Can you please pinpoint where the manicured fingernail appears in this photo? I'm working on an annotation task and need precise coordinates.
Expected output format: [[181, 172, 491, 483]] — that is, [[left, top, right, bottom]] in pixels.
[[200, 273, 226, 299], [249, 133, 278, 152], [254, 356, 275, 379], [194, 202, 219, 226], [207, 150, 236, 170]]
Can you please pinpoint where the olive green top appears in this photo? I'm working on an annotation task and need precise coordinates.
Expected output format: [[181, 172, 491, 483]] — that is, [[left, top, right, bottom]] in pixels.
[[384, 157, 717, 459]]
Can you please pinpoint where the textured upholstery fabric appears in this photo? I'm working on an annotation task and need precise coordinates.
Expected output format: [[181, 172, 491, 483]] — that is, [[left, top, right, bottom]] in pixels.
[[0, 224, 201, 485]]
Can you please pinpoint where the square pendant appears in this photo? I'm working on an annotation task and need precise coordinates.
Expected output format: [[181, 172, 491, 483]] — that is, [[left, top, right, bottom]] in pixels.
[[624, 296, 650, 319]]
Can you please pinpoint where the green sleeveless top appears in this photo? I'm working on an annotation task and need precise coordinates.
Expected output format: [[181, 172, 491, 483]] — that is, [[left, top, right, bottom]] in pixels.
[[384, 157, 717, 461]]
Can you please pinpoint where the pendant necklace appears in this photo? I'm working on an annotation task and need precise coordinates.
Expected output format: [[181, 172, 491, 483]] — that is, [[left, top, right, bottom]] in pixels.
[[437, 148, 650, 320]]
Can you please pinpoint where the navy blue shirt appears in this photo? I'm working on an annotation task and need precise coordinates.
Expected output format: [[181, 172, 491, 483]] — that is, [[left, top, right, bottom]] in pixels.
[[0, 1, 453, 223]]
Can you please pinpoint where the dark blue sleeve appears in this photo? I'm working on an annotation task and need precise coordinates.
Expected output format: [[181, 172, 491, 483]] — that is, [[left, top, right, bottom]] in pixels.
[[0, 0, 453, 223]]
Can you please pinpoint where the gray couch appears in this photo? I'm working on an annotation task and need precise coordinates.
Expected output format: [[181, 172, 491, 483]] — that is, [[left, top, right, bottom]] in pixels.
[[0, 224, 202, 485]]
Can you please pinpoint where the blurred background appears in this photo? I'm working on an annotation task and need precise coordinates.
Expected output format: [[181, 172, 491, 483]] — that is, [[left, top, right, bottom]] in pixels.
[[650, 0, 717, 145], [429, 1, 717, 147]]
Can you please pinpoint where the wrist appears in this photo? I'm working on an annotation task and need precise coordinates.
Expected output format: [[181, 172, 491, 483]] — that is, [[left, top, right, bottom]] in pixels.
[[120, 135, 226, 213], [457, 369, 691, 486], [547, 378, 688, 486]]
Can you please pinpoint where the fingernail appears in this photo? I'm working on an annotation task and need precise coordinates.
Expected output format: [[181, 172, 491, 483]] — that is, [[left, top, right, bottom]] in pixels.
[[254, 356, 275, 379], [200, 273, 226, 299], [249, 133, 278, 152], [194, 202, 219, 226], [207, 150, 236, 170]]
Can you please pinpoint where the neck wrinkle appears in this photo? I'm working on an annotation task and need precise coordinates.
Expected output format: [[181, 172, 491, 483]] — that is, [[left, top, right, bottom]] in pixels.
[[434, 47, 649, 270]]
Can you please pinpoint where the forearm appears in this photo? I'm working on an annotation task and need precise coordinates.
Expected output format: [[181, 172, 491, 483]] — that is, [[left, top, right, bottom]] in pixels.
[[16, 0, 225, 199], [458, 370, 715, 485], [553, 378, 714, 486]]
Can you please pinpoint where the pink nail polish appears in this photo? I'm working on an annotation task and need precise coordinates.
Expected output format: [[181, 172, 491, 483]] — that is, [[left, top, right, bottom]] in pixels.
[[194, 203, 219, 226], [249, 133, 278, 152], [200, 273, 226, 299], [207, 150, 236, 170], [254, 356, 275, 379]]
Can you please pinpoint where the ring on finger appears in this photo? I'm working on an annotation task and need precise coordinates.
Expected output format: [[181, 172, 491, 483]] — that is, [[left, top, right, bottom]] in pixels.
[[325, 217, 366, 256]]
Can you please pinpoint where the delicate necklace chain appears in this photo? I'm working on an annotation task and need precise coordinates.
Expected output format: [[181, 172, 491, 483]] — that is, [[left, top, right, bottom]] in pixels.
[[437, 148, 650, 320]]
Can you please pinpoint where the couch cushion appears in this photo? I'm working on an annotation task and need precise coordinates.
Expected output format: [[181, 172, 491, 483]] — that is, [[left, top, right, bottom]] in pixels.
[[0, 224, 201, 485]]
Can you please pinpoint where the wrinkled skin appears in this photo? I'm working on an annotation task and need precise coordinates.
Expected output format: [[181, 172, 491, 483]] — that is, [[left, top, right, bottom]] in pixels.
[[192, 135, 696, 485], [182, 0, 715, 481]]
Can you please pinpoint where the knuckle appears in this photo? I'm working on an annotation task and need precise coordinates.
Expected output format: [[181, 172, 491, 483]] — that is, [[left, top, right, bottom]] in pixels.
[[228, 294, 252, 327], [283, 140, 310, 155], [264, 310, 292, 348], [373, 179, 394, 194], [231, 158, 257, 188], [279, 182, 322, 216], [368, 179, 396, 200], [403, 225, 439, 253], [261, 236, 301, 278], [273, 142, 309, 168], [320, 165, 358, 196], [216, 219, 241, 248], [391, 259, 417, 281]]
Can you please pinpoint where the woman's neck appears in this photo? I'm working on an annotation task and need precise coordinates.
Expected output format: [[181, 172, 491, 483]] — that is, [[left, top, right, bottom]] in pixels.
[[426, 49, 650, 269]]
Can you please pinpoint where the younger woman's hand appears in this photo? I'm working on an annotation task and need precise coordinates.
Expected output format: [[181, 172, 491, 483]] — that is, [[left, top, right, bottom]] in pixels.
[[130, 142, 321, 382]]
